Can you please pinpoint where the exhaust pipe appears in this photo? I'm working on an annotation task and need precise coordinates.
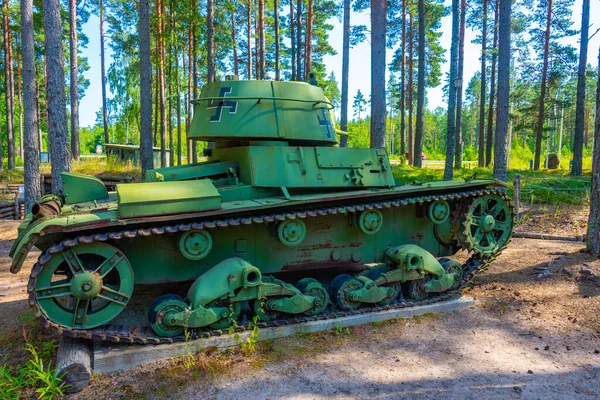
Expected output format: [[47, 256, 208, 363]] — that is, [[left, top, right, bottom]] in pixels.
[[32, 195, 63, 219]]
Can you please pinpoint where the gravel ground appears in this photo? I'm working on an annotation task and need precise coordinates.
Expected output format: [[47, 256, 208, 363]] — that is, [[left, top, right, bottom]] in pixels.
[[1, 220, 599, 399]]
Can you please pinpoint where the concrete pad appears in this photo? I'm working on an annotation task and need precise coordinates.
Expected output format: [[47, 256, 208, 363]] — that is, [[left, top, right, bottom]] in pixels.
[[93, 296, 474, 373]]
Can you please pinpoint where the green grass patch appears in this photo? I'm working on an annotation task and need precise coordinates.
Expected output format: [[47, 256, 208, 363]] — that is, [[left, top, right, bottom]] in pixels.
[[0, 340, 66, 399], [392, 165, 591, 205]]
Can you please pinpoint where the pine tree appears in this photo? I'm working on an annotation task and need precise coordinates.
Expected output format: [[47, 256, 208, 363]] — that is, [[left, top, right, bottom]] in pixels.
[[21, 0, 41, 211], [100, 0, 109, 144], [587, 46, 600, 254], [353, 90, 367, 119], [572, 0, 590, 176], [44, 0, 72, 191], [454, 0, 466, 169], [493, 0, 511, 181], [139, 0, 153, 178], [485, 0, 498, 166], [478, 0, 488, 167], [2, 0, 15, 170], [444, 0, 459, 180], [370, 0, 387, 149], [339, 0, 350, 147], [414, 0, 425, 167], [69, 0, 79, 160]]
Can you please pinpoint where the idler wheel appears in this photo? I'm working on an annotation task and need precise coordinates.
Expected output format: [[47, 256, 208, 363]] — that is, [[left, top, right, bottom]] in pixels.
[[296, 278, 330, 316], [330, 274, 363, 311], [148, 294, 187, 337], [33, 242, 133, 330]]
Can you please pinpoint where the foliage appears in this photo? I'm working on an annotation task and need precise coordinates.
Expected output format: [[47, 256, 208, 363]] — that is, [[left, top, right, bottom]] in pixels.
[[0, 340, 67, 400]]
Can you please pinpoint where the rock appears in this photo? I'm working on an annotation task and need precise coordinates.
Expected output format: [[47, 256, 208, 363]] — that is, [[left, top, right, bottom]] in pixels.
[[527, 370, 534, 374], [560, 267, 573, 276]]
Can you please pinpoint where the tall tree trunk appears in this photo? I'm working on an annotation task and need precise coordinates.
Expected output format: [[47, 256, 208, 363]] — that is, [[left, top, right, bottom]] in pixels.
[[296, 0, 302, 80], [414, 0, 425, 167], [100, 0, 109, 144], [168, 0, 174, 166], [207, 0, 215, 149], [258, 0, 265, 78], [407, 14, 414, 165], [534, 0, 552, 170], [493, 0, 511, 182], [69, 0, 79, 160], [587, 46, 600, 254], [370, 0, 386, 148], [443, 0, 459, 180], [16, 49, 23, 159], [572, 0, 590, 176], [231, 3, 239, 77], [274, 0, 280, 80], [454, 0, 466, 169], [21, 0, 41, 211], [477, 0, 487, 167], [304, 0, 313, 79], [207, 0, 215, 82], [154, 71, 159, 146], [2, 0, 15, 170], [339, 0, 350, 147], [400, 0, 406, 157], [186, 28, 192, 163], [485, 0, 498, 166], [43, 0, 72, 191], [139, 0, 153, 178], [290, 0, 295, 80], [247, 0, 253, 79], [254, 13, 259, 78], [191, 1, 198, 162], [35, 74, 43, 151], [176, 51, 182, 165]]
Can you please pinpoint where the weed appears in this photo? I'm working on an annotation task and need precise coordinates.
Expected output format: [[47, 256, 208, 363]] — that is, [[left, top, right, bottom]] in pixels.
[[24, 343, 68, 399], [0, 337, 65, 400], [333, 323, 351, 336]]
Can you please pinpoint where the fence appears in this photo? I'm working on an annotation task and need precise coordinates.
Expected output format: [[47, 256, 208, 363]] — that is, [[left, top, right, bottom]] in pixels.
[[0, 198, 23, 220]]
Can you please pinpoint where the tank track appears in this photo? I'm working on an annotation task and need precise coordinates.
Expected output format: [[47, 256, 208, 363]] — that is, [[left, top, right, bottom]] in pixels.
[[25, 188, 512, 345]]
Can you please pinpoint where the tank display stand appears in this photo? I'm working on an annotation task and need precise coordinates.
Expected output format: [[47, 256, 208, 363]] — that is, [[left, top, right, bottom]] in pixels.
[[91, 296, 474, 375]]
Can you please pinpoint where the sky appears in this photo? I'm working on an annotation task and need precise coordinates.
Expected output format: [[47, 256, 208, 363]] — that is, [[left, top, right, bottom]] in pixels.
[[78, 0, 600, 128]]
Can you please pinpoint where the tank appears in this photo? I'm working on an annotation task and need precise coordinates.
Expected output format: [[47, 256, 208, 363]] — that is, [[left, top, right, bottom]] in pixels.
[[10, 76, 513, 342]]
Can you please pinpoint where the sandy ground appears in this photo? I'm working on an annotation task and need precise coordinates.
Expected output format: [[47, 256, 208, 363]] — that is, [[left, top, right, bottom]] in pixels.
[[1, 218, 599, 399]]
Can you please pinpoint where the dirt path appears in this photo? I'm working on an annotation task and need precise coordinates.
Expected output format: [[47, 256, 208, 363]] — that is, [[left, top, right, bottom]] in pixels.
[[1, 221, 599, 399]]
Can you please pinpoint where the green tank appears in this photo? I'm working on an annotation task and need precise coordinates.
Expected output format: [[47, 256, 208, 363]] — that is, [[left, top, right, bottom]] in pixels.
[[10, 76, 513, 342]]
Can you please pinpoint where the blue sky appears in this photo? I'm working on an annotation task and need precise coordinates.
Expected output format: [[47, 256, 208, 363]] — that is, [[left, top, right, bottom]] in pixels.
[[78, 0, 600, 128]]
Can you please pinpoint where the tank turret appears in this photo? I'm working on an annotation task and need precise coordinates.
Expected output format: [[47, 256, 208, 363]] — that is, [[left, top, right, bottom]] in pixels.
[[188, 77, 339, 147]]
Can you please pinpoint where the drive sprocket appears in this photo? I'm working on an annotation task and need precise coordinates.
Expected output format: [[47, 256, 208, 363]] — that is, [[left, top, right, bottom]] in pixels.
[[453, 194, 513, 255]]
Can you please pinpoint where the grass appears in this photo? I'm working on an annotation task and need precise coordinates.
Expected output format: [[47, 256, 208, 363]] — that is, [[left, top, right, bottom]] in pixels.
[[0, 156, 142, 184], [392, 165, 591, 205], [0, 340, 66, 400]]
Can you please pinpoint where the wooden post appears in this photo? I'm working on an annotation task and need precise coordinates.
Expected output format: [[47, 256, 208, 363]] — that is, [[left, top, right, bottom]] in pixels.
[[40, 174, 45, 195], [513, 174, 521, 219], [13, 196, 19, 220], [55, 337, 93, 393]]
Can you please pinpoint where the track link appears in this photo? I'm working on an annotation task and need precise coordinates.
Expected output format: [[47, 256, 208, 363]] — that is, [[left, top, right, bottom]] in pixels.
[[26, 188, 512, 345]]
